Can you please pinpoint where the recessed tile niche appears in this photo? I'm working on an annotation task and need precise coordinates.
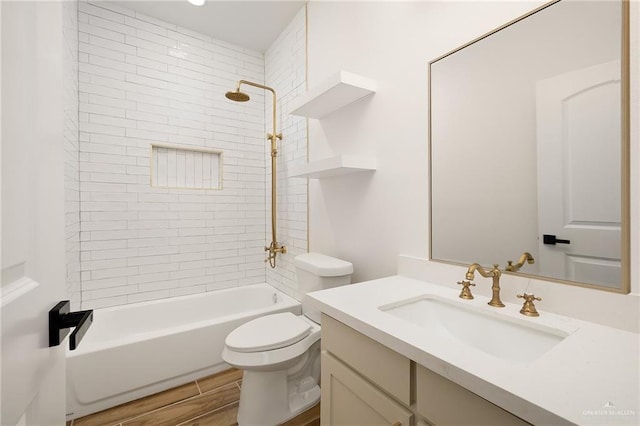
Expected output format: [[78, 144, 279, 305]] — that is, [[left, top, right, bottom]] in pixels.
[[151, 144, 222, 190]]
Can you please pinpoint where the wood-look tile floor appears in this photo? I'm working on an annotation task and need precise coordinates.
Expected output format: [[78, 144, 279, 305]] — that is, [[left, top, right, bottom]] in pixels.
[[67, 369, 320, 426]]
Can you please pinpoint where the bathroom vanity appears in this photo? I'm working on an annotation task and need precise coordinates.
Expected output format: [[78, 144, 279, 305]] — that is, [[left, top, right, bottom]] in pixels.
[[307, 276, 640, 425], [321, 314, 528, 425]]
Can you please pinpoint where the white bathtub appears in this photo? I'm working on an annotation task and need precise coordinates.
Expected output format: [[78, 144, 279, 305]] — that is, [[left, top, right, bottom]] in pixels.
[[66, 283, 301, 420]]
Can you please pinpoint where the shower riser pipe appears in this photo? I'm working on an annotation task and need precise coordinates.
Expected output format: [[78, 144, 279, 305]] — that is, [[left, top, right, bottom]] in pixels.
[[225, 80, 286, 267]]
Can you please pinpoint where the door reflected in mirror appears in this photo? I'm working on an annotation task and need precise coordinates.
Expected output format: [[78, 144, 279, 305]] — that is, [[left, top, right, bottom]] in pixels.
[[429, 0, 629, 292]]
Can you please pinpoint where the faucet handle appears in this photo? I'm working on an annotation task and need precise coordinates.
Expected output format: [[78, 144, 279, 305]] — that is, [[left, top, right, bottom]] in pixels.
[[517, 293, 542, 301], [517, 293, 542, 317], [457, 280, 475, 300]]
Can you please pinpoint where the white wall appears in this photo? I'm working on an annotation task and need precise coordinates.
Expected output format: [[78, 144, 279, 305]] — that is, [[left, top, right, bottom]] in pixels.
[[77, 1, 267, 309], [306, 0, 639, 328], [264, 6, 308, 300]]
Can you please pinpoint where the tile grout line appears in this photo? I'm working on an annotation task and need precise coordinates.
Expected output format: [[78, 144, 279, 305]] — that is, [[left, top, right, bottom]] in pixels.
[[77, 378, 317, 426], [74, 371, 242, 425], [194, 378, 203, 395], [119, 394, 201, 425], [195, 371, 243, 396], [71, 376, 240, 426], [174, 400, 240, 426], [120, 382, 240, 425], [123, 373, 240, 424]]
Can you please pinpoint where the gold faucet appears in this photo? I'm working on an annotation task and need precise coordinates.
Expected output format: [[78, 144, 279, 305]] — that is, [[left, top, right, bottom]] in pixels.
[[517, 293, 542, 317], [457, 280, 476, 300], [505, 252, 535, 272], [465, 263, 504, 307]]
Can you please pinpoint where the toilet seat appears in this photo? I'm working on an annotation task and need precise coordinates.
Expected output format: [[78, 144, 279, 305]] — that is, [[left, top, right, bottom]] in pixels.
[[225, 312, 311, 353], [222, 314, 321, 370]]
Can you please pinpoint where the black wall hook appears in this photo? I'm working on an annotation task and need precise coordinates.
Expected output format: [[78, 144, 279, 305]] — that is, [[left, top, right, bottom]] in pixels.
[[49, 301, 93, 351]]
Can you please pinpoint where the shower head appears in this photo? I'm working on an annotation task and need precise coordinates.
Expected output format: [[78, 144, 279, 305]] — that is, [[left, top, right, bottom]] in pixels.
[[225, 90, 250, 102]]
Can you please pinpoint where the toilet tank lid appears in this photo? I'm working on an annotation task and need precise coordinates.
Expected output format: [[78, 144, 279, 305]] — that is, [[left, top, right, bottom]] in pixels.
[[294, 253, 353, 277]]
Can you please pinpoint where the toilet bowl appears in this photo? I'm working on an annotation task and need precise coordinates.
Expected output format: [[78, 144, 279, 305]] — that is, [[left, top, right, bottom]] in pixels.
[[222, 253, 353, 426]]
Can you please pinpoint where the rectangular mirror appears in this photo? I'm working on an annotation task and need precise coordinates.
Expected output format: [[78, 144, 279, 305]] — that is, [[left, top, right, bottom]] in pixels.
[[429, 0, 629, 292]]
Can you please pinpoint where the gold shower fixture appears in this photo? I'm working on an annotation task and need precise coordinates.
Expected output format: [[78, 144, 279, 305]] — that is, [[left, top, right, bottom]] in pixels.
[[225, 80, 286, 268]]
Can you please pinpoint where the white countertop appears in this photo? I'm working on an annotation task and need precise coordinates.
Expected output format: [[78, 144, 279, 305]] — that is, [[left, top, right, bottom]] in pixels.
[[306, 276, 640, 425]]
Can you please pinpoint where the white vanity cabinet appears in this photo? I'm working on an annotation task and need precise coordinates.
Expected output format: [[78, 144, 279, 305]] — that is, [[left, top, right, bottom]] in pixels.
[[321, 353, 413, 426], [321, 314, 412, 426], [321, 314, 531, 426], [416, 365, 530, 426]]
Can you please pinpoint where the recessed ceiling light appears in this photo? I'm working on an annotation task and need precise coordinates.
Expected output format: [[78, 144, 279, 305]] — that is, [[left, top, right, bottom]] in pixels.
[[188, 0, 205, 6]]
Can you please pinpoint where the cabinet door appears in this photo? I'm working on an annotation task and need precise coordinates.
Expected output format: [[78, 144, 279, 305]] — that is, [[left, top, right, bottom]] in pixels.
[[416, 365, 531, 426], [322, 314, 411, 405], [321, 352, 413, 426]]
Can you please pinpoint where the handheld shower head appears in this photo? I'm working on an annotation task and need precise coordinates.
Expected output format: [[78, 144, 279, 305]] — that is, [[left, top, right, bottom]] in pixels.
[[225, 90, 250, 102]]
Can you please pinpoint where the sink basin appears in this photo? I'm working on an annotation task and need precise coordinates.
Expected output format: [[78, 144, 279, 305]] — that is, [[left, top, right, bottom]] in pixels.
[[379, 296, 571, 364]]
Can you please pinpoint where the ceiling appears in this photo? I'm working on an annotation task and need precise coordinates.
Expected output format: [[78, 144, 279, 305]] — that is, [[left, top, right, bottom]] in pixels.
[[108, 1, 306, 53]]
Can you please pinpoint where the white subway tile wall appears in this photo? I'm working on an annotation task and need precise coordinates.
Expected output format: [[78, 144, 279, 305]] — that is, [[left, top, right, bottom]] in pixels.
[[78, 1, 270, 308], [265, 6, 308, 300], [64, 0, 81, 309]]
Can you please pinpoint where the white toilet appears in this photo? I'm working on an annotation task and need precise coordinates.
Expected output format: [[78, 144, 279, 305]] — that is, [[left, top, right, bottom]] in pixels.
[[222, 253, 353, 426]]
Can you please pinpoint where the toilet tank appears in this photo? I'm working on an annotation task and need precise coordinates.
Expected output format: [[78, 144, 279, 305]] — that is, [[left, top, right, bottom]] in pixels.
[[294, 253, 353, 323]]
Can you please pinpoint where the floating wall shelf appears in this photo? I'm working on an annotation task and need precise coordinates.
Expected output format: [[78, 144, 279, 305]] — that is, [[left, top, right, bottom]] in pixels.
[[289, 155, 376, 179], [290, 71, 377, 119]]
